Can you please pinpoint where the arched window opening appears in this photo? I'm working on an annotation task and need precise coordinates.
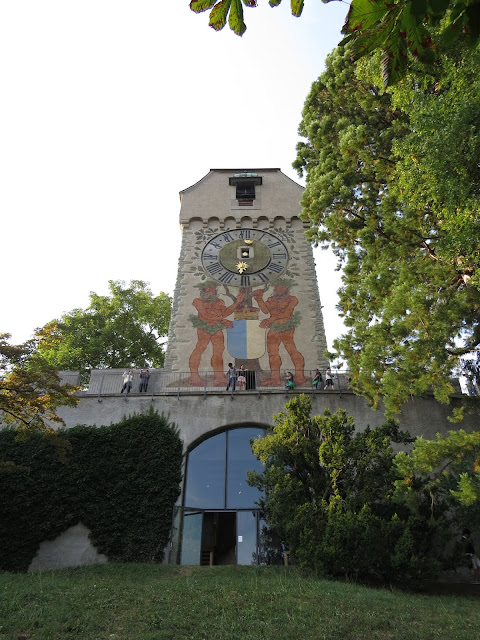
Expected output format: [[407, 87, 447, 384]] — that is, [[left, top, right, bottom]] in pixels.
[[175, 426, 282, 566]]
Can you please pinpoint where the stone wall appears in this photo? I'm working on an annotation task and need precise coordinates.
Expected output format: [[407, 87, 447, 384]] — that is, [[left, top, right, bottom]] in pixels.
[[58, 387, 477, 453]]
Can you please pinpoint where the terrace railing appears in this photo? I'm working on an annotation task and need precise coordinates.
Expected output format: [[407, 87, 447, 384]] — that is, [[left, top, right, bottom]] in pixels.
[[82, 368, 353, 401]]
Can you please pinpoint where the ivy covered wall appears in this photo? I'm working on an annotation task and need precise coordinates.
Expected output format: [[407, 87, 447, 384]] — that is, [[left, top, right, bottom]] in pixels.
[[0, 411, 183, 572]]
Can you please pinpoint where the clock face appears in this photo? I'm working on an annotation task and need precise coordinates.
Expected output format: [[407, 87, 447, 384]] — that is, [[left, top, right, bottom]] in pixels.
[[201, 228, 289, 287]]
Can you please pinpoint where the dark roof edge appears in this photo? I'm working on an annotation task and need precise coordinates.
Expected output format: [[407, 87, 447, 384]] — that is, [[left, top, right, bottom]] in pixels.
[[209, 168, 281, 172], [180, 168, 301, 197]]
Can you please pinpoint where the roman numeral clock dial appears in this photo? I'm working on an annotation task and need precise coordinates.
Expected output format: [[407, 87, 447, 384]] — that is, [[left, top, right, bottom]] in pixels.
[[200, 229, 289, 286]]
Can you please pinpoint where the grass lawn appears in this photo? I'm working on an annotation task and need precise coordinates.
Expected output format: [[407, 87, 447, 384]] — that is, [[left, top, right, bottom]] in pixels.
[[0, 563, 478, 640]]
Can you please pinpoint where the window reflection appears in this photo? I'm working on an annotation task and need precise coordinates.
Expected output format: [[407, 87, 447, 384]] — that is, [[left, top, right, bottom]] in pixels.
[[184, 431, 225, 509], [258, 519, 284, 565], [227, 428, 265, 508], [183, 427, 265, 510]]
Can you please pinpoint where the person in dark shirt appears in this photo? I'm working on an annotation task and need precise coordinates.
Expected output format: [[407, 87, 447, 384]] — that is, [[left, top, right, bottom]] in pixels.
[[285, 371, 294, 390], [312, 368, 323, 390], [139, 369, 150, 392]]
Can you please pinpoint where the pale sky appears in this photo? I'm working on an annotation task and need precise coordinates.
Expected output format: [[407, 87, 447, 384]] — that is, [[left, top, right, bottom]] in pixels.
[[1, 1, 348, 353]]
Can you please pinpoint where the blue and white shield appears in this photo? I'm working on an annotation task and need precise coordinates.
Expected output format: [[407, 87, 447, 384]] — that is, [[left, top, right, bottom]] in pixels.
[[226, 320, 266, 359]]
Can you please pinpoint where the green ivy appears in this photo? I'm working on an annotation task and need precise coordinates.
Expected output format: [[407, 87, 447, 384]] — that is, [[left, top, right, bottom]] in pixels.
[[0, 410, 183, 572]]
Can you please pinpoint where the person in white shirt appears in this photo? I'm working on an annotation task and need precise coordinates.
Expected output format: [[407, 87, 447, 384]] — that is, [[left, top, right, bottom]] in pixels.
[[324, 370, 334, 390], [121, 370, 134, 393]]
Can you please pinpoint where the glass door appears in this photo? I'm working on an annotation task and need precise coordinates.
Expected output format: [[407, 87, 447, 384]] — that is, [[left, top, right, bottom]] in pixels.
[[236, 511, 258, 565], [180, 510, 203, 565]]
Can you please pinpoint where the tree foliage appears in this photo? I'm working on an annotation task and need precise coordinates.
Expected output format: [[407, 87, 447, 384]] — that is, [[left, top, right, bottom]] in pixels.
[[293, 44, 480, 417], [340, 0, 480, 85], [35, 280, 171, 383], [388, 48, 480, 287], [248, 395, 448, 582], [189, 0, 480, 84], [395, 429, 480, 509], [0, 333, 78, 443]]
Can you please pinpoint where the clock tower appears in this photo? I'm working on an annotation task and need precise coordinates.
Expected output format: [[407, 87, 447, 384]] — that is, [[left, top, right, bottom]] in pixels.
[[164, 168, 329, 385]]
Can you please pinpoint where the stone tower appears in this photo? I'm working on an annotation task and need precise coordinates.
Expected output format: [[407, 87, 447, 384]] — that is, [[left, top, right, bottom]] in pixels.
[[164, 168, 329, 386]]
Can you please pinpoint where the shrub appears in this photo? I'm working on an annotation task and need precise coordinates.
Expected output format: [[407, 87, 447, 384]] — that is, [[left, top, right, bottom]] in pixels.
[[0, 410, 182, 571]]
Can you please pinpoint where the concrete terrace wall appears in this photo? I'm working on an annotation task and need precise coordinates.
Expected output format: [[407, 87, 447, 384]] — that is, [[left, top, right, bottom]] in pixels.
[[57, 387, 479, 452]]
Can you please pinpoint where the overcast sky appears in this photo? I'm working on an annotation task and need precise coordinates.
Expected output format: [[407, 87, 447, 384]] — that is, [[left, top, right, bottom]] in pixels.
[[1, 1, 348, 353]]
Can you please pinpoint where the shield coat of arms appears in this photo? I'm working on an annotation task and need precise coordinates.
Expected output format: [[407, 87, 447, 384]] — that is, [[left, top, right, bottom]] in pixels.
[[226, 306, 266, 359]]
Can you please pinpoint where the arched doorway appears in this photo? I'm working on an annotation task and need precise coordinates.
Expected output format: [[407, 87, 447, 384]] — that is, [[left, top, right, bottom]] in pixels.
[[177, 426, 280, 565]]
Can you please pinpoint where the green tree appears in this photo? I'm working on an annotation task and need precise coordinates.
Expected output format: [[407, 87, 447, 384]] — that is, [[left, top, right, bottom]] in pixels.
[[395, 429, 480, 509], [35, 280, 171, 383], [293, 44, 480, 417], [0, 333, 79, 448], [189, 0, 480, 84], [248, 394, 445, 582], [387, 46, 480, 289]]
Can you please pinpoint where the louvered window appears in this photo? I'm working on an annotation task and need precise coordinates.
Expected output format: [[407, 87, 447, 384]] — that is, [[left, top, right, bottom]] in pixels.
[[236, 182, 254, 206], [236, 182, 255, 200], [229, 174, 262, 207]]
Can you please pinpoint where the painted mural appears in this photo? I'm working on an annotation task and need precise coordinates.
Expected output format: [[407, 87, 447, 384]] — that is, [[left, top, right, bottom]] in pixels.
[[186, 227, 306, 387], [186, 282, 245, 386]]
